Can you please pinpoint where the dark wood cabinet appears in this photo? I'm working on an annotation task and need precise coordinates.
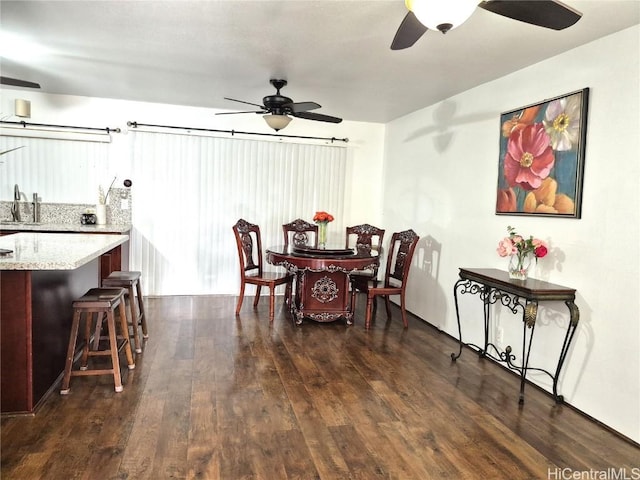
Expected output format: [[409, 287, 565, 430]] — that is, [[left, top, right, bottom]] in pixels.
[[1, 263, 97, 414]]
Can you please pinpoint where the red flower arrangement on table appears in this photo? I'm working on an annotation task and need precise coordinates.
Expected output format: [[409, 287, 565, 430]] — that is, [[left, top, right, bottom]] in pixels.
[[313, 211, 334, 223], [497, 226, 548, 279], [313, 211, 334, 248]]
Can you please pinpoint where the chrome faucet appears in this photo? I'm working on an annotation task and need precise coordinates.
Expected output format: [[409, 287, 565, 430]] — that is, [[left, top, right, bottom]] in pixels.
[[32, 193, 40, 223], [11, 184, 21, 222]]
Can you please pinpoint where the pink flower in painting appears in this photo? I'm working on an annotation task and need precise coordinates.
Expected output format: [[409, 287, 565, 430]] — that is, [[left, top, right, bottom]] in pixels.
[[503, 123, 554, 191]]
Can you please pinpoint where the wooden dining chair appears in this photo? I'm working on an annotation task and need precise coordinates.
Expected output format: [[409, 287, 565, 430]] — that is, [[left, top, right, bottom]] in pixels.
[[283, 218, 318, 248], [351, 229, 420, 329], [346, 223, 385, 280], [345, 224, 385, 252], [233, 219, 293, 322]]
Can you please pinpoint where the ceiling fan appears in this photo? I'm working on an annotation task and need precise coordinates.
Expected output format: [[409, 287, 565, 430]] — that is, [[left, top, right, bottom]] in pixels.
[[391, 0, 582, 50], [0, 76, 41, 88], [217, 79, 342, 131]]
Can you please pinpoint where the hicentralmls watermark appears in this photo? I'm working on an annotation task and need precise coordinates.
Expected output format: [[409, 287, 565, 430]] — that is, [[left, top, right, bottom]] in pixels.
[[548, 468, 640, 480]]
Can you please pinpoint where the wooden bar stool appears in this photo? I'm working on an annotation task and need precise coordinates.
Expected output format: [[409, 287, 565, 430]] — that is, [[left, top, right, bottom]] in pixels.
[[102, 271, 148, 353], [60, 288, 135, 394]]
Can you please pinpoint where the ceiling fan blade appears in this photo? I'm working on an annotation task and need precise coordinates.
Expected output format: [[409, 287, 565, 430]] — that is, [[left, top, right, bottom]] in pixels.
[[479, 0, 582, 30], [390, 11, 429, 50], [215, 110, 265, 115], [291, 111, 343, 124], [223, 97, 265, 109], [0, 76, 41, 88], [287, 101, 321, 113]]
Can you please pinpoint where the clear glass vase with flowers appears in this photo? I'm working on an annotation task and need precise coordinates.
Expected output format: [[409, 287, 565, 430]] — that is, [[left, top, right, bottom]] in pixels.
[[497, 226, 548, 280], [313, 211, 334, 249]]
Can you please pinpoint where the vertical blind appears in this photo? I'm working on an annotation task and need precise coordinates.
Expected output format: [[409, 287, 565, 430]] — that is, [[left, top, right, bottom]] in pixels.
[[0, 135, 110, 203], [130, 132, 347, 295]]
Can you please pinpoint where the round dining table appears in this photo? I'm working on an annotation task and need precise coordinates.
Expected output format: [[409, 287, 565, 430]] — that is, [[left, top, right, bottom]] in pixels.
[[266, 245, 381, 325]]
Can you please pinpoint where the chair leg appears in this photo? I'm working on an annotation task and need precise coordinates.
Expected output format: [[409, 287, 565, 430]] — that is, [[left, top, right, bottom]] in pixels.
[[384, 295, 392, 319], [135, 280, 149, 338], [117, 302, 136, 370], [92, 312, 103, 350], [350, 287, 357, 313], [372, 280, 378, 312], [268, 289, 275, 322], [400, 292, 409, 328], [127, 286, 142, 353], [235, 281, 246, 315], [253, 286, 262, 308], [365, 294, 374, 329], [80, 312, 95, 370], [106, 310, 124, 393], [60, 309, 82, 394]]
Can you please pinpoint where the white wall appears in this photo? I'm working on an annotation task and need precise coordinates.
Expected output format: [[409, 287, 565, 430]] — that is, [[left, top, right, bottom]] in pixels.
[[384, 25, 640, 443]]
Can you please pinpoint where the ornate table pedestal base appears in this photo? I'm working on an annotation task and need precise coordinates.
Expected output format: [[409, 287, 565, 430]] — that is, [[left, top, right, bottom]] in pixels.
[[266, 245, 380, 326], [293, 270, 352, 325]]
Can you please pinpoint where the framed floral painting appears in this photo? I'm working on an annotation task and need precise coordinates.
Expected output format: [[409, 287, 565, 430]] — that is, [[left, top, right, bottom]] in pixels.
[[495, 88, 589, 218]]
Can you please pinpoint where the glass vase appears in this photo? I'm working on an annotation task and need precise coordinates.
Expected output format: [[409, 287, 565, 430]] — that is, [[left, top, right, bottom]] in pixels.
[[95, 203, 107, 225], [508, 253, 531, 280], [318, 222, 327, 249]]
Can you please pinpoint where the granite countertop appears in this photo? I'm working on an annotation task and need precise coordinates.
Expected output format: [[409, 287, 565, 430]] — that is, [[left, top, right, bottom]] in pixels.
[[0, 232, 129, 270], [0, 222, 131, 234]]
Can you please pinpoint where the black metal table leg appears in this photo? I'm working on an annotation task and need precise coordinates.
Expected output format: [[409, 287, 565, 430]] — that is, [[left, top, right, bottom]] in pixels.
[[450, 268, 579, 405]]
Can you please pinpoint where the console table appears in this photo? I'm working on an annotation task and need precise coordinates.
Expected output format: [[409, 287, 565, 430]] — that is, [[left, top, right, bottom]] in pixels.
[[451, 268, 580, 404]]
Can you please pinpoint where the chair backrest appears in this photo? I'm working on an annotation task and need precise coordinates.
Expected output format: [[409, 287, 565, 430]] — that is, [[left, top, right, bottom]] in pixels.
[[345, 224, 386, 251], [383, 229, 420, 288], [233, 219, 263, 277], [283, 218, 318, 247]]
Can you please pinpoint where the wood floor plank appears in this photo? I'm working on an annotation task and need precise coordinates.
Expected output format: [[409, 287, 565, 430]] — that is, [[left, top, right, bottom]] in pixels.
[[376, 420, 461, 479], [117, 396, 166, 479], [327, 423, 389, 479], [187, 389, 220, 480], [2, 295, 638, 480], [274, 428, 321, 480]]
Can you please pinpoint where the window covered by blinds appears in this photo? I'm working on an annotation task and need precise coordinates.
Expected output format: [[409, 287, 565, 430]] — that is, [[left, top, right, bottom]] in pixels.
[[0, 135, 110, 203], [130, 132, 347, 295]]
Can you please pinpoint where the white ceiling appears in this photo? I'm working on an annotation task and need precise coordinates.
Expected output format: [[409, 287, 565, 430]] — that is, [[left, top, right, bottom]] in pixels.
[[1, 0, 638, 124]]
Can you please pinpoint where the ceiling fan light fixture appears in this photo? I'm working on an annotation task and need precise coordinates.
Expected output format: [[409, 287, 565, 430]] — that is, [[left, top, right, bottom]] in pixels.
[[263, 114, 292, 131], [407, 0, 478, 33]]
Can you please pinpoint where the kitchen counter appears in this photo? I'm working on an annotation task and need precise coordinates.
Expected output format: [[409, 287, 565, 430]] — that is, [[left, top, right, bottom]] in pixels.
[[0, 222, 131, 234], [0, 232, 129, 270], [1, 232, 130, 415]]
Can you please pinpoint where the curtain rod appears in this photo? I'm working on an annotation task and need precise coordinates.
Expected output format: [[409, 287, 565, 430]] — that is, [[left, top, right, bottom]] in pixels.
[[127, 121, 349, 143], [0, 120, 120, 134]]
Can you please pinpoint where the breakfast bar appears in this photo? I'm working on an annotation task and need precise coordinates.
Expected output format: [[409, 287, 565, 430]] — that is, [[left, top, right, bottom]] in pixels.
[[0, 232, 129, 414]]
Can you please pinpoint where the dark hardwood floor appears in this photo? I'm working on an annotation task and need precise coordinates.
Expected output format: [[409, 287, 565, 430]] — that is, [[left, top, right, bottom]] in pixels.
[[2, 295, 638, 479]]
